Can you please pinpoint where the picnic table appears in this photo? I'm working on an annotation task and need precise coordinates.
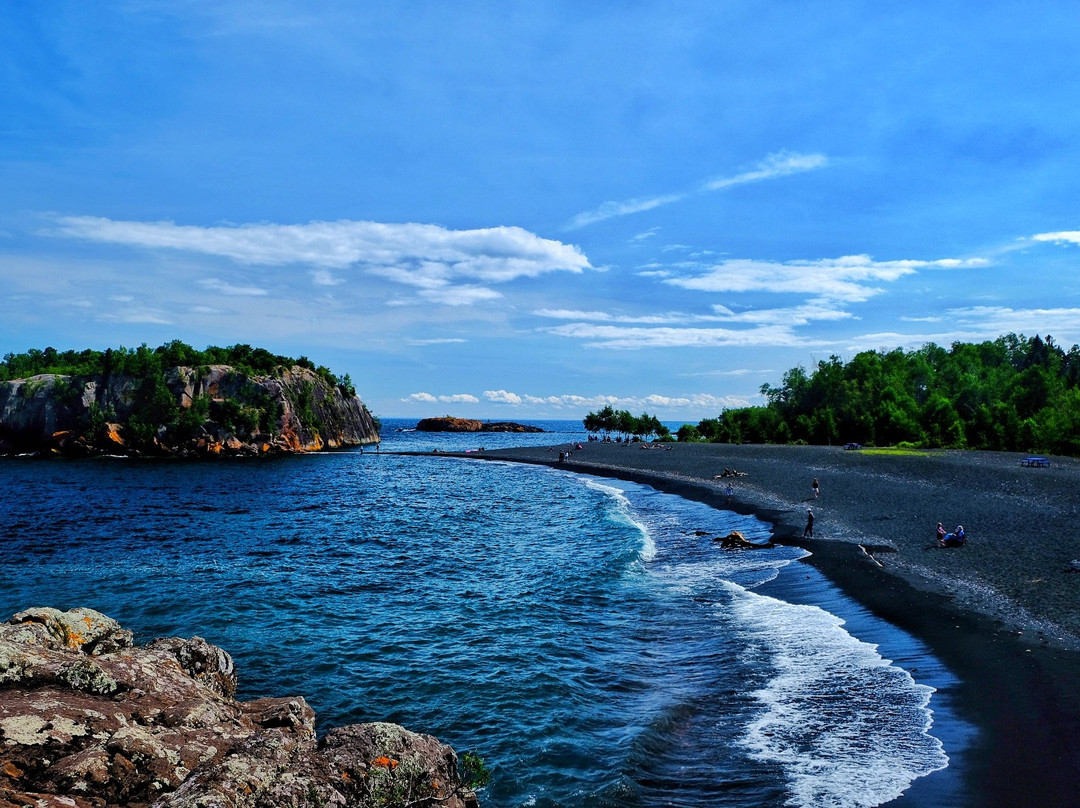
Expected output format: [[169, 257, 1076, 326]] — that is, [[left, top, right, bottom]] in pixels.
[[1020, 456, 1051, 467]]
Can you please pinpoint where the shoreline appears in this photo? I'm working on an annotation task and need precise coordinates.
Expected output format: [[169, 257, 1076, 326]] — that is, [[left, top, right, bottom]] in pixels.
[[450, 442, 1080, 807]]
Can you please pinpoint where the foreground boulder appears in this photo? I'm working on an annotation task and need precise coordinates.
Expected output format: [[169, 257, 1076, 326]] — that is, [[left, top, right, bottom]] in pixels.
[[0, 608, 478, 808]]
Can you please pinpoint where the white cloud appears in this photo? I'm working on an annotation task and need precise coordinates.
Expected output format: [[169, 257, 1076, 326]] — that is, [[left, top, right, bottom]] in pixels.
[[843, 305, 1080, 354], [710, 301, 855, 326], [546, 322, 818, 350], [419, 285, 503, 306], [665, 255, 988, 303], [479, 389, 753, 415], [702, 150, 828, 191], [198, 278, 269, 296], [96, 309, 174, 325], [406, 337, 468, 346], [566, 150, 828, 229], [944, 305, 1080, 337], [534, 308, 616, 321], [403, 392, 479, 404], [51, 216, 591, 306], [535, 302, 855, 332], [1032, 230, 1080, 245], [567, 193, 685, 230], [484, 389, 522, 404]]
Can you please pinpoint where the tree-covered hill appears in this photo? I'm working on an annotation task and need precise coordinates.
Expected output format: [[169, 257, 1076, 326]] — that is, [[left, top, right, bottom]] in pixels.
[[0, 340, 354, 395], [0, 341, 377, 457], [674, 334, 1080, 455]]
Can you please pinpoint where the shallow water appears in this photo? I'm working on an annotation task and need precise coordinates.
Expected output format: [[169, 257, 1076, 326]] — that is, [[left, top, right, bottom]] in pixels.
[[2, 420, 971, 807]]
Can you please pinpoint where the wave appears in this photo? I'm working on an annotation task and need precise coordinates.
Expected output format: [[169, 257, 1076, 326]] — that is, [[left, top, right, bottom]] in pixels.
[[582, 476, 657, 562], [730, 585, 948, 807]]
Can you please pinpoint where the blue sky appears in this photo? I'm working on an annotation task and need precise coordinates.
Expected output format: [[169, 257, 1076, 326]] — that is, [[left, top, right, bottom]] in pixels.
[[4, 2, 1080, 420]]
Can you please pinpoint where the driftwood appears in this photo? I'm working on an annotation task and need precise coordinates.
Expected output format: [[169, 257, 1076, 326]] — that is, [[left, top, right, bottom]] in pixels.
[[713, 530, 773, 550]]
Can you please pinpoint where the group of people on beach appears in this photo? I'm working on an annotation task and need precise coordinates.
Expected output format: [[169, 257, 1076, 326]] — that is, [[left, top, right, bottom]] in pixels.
[[936, 522, 966, 547], [714, 468, 747, 479]]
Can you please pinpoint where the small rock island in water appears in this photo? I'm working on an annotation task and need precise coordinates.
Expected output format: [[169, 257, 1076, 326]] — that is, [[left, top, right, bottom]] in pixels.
[[0, 342, 381, 458], [0, 607, 479, 808], [415, 417, 543, 433]]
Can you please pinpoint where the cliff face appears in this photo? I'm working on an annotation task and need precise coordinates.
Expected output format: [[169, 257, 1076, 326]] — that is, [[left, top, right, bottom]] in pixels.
[[0, 365, 380, 457], [0, 607, 478, 808]]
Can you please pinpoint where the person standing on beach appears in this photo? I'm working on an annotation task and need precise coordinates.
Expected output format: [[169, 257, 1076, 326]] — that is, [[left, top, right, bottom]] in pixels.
[[812, 478, 820, 499], [804, 508, 814, 538]]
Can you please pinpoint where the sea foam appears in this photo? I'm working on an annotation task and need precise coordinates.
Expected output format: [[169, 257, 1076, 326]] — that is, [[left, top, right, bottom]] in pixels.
[[731, 586, 948, 807]]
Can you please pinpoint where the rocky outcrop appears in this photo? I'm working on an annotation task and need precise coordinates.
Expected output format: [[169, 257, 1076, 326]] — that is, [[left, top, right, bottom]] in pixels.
[[415, 418, 543, 433], [0, 608, 478, 808], [0, 366, 380, 457]]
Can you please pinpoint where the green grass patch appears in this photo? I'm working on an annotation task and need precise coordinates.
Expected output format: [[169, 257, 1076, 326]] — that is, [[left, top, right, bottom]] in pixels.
[[858, 447, 941, 457]]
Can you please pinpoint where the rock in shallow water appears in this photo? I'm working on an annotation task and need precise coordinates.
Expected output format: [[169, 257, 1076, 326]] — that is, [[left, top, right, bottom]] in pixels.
[[0, 607, 479, 808]]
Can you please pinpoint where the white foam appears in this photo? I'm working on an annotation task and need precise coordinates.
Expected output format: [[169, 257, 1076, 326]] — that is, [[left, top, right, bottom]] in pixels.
[[730, 585, 948, 808], [582, 476, 657, 561]]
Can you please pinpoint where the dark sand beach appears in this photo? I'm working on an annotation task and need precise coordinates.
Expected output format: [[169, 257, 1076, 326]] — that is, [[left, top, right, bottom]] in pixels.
[[473, 442, 1080, 807]]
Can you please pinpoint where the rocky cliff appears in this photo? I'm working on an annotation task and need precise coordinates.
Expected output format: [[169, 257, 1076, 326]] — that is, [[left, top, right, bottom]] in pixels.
[[0, 607, 479, 808], [0, 365, 380, 457]]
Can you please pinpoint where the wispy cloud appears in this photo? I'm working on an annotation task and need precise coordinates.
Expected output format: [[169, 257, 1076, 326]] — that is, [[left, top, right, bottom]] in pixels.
[[664, 254, 988, 303], [701, 151, 828, 191], [51, 216, 592, 306], [1031, 229, 1080, 245], [846, 306, 1080, 353], [568, 193, 686, 230], [406, 337, 468, 346], [482, 390, 751, 413], [534, 303, 853, 328], [566, 150, 828, 229], [545, 322, 819, 350], [405, 392, 480, 404], [197, 278, 269, 296], [540, 252, 989, 350]]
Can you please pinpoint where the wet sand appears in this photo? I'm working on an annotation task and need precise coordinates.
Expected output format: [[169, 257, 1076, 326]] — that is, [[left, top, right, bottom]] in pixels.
[[471, 442, 1080, 807]]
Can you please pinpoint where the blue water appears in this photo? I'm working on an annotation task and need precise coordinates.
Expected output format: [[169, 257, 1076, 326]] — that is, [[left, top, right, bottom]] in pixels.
[[1, 420, 970, 807]]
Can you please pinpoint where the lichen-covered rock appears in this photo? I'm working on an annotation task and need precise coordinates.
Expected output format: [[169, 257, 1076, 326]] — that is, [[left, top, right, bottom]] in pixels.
[[0, 609, 479, 808]]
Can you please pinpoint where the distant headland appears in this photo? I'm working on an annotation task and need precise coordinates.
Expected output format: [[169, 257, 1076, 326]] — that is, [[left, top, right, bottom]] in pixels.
[[0, 342, 381, 457], [416, 417, 544, 433]]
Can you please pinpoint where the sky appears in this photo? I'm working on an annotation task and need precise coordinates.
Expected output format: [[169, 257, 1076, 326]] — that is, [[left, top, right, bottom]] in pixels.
[[4, 2, 1080, 421]]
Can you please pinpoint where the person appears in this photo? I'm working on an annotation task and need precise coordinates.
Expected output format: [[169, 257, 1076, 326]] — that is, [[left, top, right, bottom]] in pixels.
[[936, 522, 947, 546], [941, 524, 966, 548], [812, 478, 820, 499], [803, 508, 814, 538]]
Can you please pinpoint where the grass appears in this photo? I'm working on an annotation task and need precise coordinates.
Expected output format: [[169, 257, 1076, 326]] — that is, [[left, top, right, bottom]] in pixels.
[[858, 447, 942, 457]]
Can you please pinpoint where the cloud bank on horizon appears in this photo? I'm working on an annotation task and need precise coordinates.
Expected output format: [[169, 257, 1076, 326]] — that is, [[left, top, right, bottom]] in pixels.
[[4, 3, 1080, 419]]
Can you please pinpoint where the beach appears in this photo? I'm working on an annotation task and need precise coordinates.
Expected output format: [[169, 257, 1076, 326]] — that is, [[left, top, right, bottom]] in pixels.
[[478, 442, 1080, 807]]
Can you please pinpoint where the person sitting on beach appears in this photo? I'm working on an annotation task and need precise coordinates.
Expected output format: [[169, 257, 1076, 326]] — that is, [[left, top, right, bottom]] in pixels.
[[940, 525, 967, 548]]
